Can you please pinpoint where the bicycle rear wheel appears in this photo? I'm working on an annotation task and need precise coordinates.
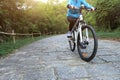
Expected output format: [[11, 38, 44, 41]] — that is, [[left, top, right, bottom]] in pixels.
[[77, 25, 98, 62], [68, 31, 76, 52]]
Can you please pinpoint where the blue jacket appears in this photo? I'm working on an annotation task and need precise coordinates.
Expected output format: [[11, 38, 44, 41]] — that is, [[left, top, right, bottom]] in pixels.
[[67, 0, 93, 18]]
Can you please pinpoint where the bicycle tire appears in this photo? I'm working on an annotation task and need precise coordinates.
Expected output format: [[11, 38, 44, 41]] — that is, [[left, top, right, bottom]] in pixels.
[[77, 25, 98, 62], [69, 31, 76, 52]]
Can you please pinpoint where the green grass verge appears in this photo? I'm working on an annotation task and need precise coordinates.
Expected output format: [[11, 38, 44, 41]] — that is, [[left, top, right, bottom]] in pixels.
[[96, 31, 120, 41], [0, 36, 48, 57]]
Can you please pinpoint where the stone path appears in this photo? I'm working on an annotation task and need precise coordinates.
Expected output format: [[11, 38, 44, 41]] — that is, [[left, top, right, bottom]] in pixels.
[[0, 34, 120, 80]]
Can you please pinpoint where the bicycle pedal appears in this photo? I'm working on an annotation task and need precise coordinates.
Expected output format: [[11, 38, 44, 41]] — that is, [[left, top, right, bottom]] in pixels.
[[80, 42, 86, 49], [84, 41, 89, 45], [81, 45, 86, 49], [67, 36, 72, 38]]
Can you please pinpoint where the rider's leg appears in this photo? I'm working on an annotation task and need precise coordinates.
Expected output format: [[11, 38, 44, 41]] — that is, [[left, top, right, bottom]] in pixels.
[[67, 16, 77, 31], [67, 16, 77, 37]]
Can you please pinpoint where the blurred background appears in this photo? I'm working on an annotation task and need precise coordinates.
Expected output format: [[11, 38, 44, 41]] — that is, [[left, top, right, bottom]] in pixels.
[[0, 0, 120, 41], [0, 0, 120, 56]]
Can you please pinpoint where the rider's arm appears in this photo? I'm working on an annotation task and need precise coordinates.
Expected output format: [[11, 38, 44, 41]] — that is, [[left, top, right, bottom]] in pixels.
[[67, 0, 78, 10], [81, 0, 94, 10], [67, 4, 73, 9], [67, 0, 72, 9], [67, 4, 79, 10]]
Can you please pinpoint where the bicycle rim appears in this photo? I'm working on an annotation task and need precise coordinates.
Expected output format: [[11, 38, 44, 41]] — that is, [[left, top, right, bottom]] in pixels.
[[77, 25, 98, 62]]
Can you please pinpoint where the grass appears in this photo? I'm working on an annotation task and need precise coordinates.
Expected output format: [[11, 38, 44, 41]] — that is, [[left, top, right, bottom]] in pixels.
[[0, 36, 48, 57], [96, 31, 120, 41]]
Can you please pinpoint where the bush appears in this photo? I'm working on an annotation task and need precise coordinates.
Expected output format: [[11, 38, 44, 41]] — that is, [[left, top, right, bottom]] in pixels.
[[95, 0, 120, 31]]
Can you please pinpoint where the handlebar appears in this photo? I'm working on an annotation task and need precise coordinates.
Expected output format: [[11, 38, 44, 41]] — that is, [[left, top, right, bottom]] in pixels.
[[69, 5, 96, 11], [74, 7, 96, 11]]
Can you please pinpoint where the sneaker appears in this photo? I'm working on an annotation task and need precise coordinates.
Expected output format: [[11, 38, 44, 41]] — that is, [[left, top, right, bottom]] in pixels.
[[67, 31, 72, 38]]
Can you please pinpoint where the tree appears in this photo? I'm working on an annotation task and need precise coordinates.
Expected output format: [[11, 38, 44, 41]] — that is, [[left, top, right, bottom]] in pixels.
[[95, 0, 120, 30], [0, 0, 68, 41]]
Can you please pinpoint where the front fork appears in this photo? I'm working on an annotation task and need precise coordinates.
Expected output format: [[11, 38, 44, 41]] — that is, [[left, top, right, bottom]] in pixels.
[[86, 27, 89, 41], [78, 24, 89, 43]]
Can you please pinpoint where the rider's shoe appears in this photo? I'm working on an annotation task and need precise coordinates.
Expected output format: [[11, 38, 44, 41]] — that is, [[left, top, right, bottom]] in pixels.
[[67, 31, 72, 38]]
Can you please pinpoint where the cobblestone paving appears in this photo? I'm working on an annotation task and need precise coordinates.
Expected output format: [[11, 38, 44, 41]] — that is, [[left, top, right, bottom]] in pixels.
[[0, 34, 120, 80]]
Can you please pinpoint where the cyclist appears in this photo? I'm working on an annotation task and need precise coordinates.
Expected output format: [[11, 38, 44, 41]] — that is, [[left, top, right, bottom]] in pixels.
[[66, 0, 95, 37]]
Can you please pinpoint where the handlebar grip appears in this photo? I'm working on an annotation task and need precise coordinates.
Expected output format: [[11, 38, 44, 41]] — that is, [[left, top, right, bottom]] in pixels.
[[87, 8, 97, 11]]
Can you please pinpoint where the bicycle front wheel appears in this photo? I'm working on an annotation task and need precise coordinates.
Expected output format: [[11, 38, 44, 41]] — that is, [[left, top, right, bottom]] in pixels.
[[77, 25, 98, 62]]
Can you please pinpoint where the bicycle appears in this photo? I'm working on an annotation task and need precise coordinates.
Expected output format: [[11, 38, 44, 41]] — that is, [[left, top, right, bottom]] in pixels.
[[68, 7, 98, 62]]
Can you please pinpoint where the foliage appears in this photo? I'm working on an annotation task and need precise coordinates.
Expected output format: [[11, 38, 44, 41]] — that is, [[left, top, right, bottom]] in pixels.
[[0, 0, 67, 33], [0, 0, 120, 42], [95, 0, 120, 30], [0, 0, 68, 42]]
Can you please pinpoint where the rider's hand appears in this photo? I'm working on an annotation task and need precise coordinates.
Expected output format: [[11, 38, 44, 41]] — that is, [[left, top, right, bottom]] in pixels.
[[68, 5, 79, 10], [67, 4, 73, 9], [91, 7, 95, 11]]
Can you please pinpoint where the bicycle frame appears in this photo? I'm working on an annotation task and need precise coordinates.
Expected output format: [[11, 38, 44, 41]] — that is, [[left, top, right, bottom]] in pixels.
[[70, 14, 89, 45], [68, 8, 98, 62]]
